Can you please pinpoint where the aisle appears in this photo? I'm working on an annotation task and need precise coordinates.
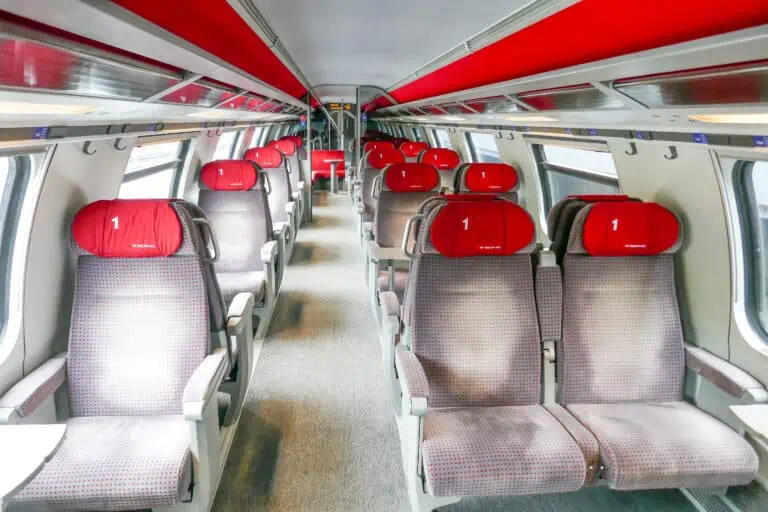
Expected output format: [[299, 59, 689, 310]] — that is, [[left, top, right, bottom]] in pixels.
[[212, 191, 410, 511]]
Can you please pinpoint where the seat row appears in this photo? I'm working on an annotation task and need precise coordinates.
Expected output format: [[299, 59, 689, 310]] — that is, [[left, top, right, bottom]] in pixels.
[[0, 135, 312, 511], [368, 189, 763, 511]]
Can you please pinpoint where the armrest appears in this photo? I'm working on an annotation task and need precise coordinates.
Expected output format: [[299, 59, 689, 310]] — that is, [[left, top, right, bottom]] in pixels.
[[395, 348, 429, 416], [685, 344, 768, 401], [227, 292, 255, 337], [368, 241, 408, 263], [0, 353, 67, 423], [183, 349, 229, 421], [261, 240, 278, 265], [285, 201, 296, 217], [273, 221, 289, 240], [380, 290, 401, 335]]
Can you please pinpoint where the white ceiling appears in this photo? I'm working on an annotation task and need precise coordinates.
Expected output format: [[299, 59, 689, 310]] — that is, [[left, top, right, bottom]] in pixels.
[[253, 0, 531, 90]]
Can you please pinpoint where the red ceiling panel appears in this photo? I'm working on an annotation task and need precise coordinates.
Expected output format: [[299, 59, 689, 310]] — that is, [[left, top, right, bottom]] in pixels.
[[113, 0, 307, 99], [388, 0, 768, 106]]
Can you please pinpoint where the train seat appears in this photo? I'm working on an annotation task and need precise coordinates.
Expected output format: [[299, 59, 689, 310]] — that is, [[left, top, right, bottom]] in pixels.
[[6, 199, 238, 511], [390, 198, 591, 510], [417, 148, 461, 191], [311, 149, 346, 183], [400, 141, 430, 162], [357, 145, 406, 251], [245, 147, 298, 262], [198, 160, 282, 339], [269, 139, 305, 225], [368, 163, 441, 314], [559, 200, 759, 490], [453, 162, 519, 201]]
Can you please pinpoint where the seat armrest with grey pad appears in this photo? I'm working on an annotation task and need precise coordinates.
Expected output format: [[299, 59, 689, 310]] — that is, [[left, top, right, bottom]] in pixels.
[[286, 201, 298, 236], [183, 349, 230, 421], [685, 344, 768, 402], [368, 241, 409, 263], [395, 348, 429, 416], [227, 293, 255, 337], [273, 222, 289, 283], [380, 290, 401, 335], [0, 353, 67, 424]]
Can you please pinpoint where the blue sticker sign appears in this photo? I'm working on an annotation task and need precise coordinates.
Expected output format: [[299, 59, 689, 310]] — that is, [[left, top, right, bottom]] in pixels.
[[635, 131, 645, 140], [588, 128, 598, 136], [693, 133, 708, 144], [32, 127, 49, 139], [565, 128, 573, 135], [754, 136, 768, 147], [361, 113, 368, 122]]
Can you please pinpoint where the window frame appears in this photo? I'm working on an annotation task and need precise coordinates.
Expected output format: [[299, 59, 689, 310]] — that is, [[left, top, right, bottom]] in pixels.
[[466, 131, 502, 163], [120, 138, 192, 199], [433, 128, 452, 149], [532, 142, 620, 220]]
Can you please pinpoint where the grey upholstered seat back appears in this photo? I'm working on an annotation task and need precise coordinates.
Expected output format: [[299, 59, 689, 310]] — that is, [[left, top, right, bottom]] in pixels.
[[375, 192, 437, 248], [559, 202, 686, 404], [68, 201, 209, 417], [286, 153, 301, 191], [244, 147, 291, 225], [361, 147, 406, 222], [403, 200, 541, 408]]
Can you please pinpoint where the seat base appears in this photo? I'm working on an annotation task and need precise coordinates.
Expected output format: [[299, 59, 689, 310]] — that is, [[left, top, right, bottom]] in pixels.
[[13, 416, 191, 511], [377, 269, 409, 303], [422, 405, 588, 497], [567, 401, 759, 490]]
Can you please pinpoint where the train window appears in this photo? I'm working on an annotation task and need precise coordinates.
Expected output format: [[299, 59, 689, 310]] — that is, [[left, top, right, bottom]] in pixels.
[[434, 129, 452, 149], [213, 130, 241, 160], [249, 126, 265, 148], [0, 154, 32, 340], [466, 132, 501, 163], [119, 140, 189, 199], [412, 128, 423, 142], [535, 143, 619, 219], [737, 160, 768, 336]]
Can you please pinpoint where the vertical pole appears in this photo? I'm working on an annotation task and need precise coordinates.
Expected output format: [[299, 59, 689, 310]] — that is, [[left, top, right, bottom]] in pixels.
[[330, 161, 338, 194], [355, 86, 361, 176], [306, 98, 313, 222]]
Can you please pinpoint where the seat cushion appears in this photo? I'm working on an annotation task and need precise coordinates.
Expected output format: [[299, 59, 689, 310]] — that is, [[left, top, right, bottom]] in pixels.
[[422, 405, 587, 497], [312, 170, 346, 182], [217, 270, 265, 305], [377, 269, 409, 303], [14, 416, 191, 511], [567, 401, 759, 490]]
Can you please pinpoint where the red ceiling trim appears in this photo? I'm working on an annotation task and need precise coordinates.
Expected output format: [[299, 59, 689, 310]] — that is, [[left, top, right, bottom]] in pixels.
[[113, 0, 307, 99], [387, 0, 768, 106]]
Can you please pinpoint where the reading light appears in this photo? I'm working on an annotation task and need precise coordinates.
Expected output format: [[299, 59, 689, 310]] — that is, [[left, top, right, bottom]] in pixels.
[[186, 110, 236, 119], [0, 101, 96, 115], [440, 116, 465, 121], [502, 115, 557, 123], [689, 114, 768, 124]]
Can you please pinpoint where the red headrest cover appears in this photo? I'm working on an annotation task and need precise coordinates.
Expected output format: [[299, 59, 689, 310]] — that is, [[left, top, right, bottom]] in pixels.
[[421, 148, 460, 170], [367, 146, 405, 169], [582, 202, 680, 256], [281, 135, 303, 148], [244, 147, 283, 169], [364, 141, 396, 153], [72, 200, 183, 258], [464, 163, 519, 192], [200, 160, 258, 191], [384, 163, 440, 192], [269, 139, 297, 156], [400, 141, 429, 158], [430, 200, 534, 257]]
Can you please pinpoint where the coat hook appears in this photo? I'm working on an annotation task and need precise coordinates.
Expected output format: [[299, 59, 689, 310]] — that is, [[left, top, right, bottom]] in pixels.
[[82, 141, 97, 156], [496, 131, 503, 139], [507, 132, 514, 140], [114, 138, 128, 151], [664, 146, 678, 160], [216, 128, 223, 136], [207, 129, 215, 137], [625, 142, 638, 156]]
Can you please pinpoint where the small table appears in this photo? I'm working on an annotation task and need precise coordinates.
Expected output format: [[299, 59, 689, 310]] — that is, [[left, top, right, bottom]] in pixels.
[[731, 404, 768, 440], [0, 424, 67, 510], [325, 159, 344, 194]]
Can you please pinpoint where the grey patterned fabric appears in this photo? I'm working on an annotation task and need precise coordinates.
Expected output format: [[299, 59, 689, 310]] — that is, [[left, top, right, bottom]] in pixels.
[[199, 190, 273, 305], [265, 164, 293, 225], [567, 402, 759, 490], [535, 264, 562, 342], [410, 254, 541, 408], [544, 404, 600, 485], [559, 254, 685, 404], [0, 355, 66, 418], [377, 269, 409, 303], [395, 350, 429, 399], [360, 168, 383, 222], [380, 290, 400, 319], [68, 256, 209, 417], [422, 406, 586, 497], [285, 153, 301, 195], [14, 416, 192, 510], [217, 271, 265, 305]]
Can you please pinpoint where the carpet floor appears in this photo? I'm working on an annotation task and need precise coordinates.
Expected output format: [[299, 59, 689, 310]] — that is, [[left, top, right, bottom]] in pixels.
[[212, 191, 697, 512]]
